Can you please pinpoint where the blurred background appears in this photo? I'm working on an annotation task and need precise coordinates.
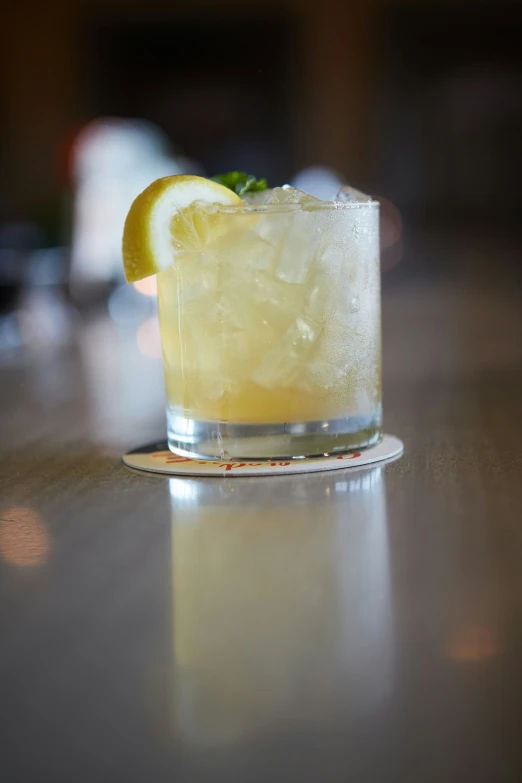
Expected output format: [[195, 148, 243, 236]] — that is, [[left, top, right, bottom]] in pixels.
[[0, 0, 521, 418]]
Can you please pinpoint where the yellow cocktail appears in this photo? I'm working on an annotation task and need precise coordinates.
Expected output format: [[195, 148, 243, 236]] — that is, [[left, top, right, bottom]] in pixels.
[[123, 177, 381, 459]]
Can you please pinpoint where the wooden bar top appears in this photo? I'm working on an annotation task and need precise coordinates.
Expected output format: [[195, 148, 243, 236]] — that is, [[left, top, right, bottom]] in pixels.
[[1, 259, 522, 782]]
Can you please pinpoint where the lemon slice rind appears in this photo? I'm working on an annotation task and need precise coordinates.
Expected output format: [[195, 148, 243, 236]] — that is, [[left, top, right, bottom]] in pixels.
[[122, 175, 242, 282]]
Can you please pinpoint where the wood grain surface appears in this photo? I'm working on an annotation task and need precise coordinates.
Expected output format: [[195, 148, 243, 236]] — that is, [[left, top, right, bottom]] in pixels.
[[1, 254, 522, 782]]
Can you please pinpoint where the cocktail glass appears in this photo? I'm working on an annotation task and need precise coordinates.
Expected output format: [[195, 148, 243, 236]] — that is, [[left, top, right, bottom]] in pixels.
[[157, 189, 381, 459]]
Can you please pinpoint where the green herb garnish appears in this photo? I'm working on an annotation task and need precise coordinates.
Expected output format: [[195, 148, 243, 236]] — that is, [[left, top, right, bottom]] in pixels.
[[212, 171, 268, 197]]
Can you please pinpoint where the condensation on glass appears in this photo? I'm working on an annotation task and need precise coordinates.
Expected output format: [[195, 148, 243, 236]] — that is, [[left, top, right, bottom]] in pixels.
[[157, 198, 381, 459]]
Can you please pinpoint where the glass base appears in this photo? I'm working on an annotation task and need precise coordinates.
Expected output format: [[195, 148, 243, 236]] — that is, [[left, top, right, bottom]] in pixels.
[[166, 406, 382, 460]]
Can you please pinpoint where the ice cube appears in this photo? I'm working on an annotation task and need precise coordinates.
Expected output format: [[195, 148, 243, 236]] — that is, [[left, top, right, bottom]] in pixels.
[[298, 354, 355, 393], [259, 188, 327, 284], [252, 211, 293, 267], [266, 186, 324, 207], [336, 185, 373, 203], [250, 315, 318, 389], [250, 188, 325, 283], [275, 210, 321, 284], [246, 270, 304, 334], [242, 189, 275, 205], [241, 186, 319, 206], [217, 289, 258, 332], [217, 229, 273, 271], [264, 186, 296, 204], [176, 250, 218, 303], [302, 275, 330, 327]]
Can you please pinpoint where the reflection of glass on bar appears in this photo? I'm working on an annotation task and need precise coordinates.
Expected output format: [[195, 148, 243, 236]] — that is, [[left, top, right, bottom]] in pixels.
[[170, 468, 393, 747], [157, 195, 381, 459]]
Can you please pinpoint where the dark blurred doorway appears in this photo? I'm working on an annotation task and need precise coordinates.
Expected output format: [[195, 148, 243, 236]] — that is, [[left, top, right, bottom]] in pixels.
[[375, 5, 522, 229], [86, 13, 296, 185]]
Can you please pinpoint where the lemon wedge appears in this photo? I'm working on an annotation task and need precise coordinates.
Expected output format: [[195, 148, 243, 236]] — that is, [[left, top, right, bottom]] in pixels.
[[122, 175, 242, 282]]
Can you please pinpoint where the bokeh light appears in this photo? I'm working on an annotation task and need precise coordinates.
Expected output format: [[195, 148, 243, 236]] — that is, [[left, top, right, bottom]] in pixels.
[[378, 197, 403, 249], [377, 196, 404, 271], [445, 624, 503, 662], [133, 275, 158, 297], [0, 506, 50, 567], [69, 118, 182, 290], [136, 316, 162, 359]]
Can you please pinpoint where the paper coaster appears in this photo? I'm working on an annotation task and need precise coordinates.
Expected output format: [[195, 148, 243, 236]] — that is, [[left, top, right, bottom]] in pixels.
[[123, 434, 403, 477]]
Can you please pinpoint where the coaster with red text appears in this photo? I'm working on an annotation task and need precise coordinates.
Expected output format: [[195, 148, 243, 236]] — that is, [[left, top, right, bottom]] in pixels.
[[123, 434, 403, 477]]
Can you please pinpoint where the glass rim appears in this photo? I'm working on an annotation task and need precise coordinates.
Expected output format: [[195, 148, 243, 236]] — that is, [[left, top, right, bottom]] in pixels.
[[216, 199, 380, 215]]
